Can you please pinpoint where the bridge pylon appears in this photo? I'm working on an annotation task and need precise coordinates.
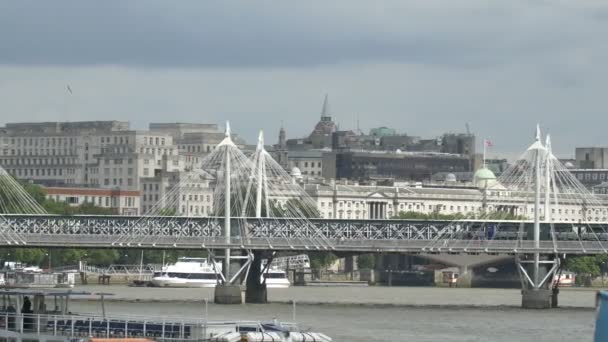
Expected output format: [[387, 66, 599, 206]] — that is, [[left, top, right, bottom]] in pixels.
[[516, 130, 559, 309]]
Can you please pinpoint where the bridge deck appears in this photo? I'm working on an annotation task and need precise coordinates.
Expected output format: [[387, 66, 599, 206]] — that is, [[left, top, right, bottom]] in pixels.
[[1, 215, 606, 254]]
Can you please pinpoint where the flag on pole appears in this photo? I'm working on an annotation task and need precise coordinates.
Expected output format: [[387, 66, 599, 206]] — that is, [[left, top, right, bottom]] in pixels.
[[484, 139, 493, 148], [66, 85, 72, 94]]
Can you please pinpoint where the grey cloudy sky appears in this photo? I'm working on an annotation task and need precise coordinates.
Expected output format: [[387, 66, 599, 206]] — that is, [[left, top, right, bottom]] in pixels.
[[1, 0, 607, 157]]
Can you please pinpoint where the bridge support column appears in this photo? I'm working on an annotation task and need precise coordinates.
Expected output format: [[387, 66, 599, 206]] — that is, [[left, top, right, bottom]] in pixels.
[[245, 251, 267, 303], [517, 254, 559, 309], [457, 266, 472, 288], [214, 284, 243, 304], [521, 288, 552, 309]]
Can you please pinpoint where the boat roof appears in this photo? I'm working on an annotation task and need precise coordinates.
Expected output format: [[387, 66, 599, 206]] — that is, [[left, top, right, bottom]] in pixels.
[[0, 290, 113, 297]]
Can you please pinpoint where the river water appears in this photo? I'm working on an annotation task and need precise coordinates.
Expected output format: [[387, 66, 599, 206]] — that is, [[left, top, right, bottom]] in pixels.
[[69, 285, 598, 341]]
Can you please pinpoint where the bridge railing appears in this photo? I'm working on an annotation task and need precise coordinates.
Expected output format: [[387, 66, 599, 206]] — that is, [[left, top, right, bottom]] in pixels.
[[3, 214, 608, 254]]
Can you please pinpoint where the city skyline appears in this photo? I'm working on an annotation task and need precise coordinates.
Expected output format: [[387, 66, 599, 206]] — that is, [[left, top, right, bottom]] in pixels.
[[1, 1, 607, 157]]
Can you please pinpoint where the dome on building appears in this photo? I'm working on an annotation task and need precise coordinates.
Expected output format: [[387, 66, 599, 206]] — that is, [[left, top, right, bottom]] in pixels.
[[445, 173, 457, 182], [564, 161, 575, 169], [291, 167, 302, 178], [474, 167, 497, 189]]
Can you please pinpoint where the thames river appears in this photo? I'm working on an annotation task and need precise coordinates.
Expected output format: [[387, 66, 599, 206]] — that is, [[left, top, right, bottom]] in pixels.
[[70, 285, 598, 341]]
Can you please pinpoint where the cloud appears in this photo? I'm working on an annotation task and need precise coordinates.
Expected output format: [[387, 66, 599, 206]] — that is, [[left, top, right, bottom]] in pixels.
[[0, 1, 607, 158], [0, 0, 606, 69]]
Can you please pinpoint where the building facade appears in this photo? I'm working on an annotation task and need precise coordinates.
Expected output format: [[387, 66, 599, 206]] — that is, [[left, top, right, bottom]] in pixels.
[[44, 186, 140, 215], [576, 147, 608, 169], [0, 121, 177, 191], [141, 169, 215, 217], [322, 150, 472, 183], [304, 181, 608, 222]]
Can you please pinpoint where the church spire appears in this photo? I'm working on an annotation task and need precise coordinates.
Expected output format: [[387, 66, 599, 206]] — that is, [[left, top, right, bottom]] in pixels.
[[321, 94, 331, 121], [278, 122, 286, 149]]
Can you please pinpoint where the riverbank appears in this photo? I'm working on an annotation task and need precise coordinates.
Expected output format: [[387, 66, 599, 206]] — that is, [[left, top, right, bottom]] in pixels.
[[71, 285, 601, 308]]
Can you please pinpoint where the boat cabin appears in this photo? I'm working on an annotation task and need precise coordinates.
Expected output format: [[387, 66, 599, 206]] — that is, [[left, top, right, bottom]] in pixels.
[[0, 290, 330, 342], [0, 290, 111, 342]]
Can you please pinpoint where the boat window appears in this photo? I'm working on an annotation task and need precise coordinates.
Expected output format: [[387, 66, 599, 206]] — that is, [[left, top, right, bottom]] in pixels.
[[188, 273, 217, 280], [263, 273, 287, 279]]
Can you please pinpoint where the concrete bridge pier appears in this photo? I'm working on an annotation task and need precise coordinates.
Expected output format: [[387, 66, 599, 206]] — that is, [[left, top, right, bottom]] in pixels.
[[214, 251, 246, 304], [521, 288, 552, 309], [245, 251, 267, 303], [518, 254, 559, 309], [458, 266, 472, 288], [214, 284, 243, 304]]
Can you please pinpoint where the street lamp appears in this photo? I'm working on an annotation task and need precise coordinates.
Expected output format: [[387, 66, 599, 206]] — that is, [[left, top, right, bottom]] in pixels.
[[45, 251, 52, 272]]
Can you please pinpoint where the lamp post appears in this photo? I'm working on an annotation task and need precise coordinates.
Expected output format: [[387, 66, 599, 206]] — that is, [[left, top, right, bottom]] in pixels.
[[45, 251, 52, 272]]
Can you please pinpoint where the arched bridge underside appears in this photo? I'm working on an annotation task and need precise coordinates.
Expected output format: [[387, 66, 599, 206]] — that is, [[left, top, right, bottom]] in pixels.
[[1, 215, 607, 255]]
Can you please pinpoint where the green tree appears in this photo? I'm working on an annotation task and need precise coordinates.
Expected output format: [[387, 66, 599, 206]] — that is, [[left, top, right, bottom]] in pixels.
[[309, 252, 337, 270], [565, 255, 608, 286], [0, 248, 46, 266], [158, 208, 177, 216], [20, 181, 47, 204], [0, 183, 120, 267], [357, 254, 376, 269], [87, 250, 120, 266]]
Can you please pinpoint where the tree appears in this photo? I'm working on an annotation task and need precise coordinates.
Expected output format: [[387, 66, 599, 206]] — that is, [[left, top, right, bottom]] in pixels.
[[565, 255, 608, 286], [20, 181, 47, 204], [357, 254, 375, 269], [158, 208, 177, 216], [309, 252, 337, 270], [0, 183, 118, 267]]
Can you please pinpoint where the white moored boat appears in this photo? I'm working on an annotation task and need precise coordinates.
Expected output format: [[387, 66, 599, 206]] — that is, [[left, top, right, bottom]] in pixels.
[[151, 257, 221, 288], [152, 257, 291, 289], [262, 267, 291, 289]]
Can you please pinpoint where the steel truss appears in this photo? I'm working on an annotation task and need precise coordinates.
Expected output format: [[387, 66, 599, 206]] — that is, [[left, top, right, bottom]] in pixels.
[[0, 215, 606, 254]]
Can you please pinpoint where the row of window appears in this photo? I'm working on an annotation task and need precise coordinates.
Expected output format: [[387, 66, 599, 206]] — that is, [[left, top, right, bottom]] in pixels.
[[141, 205, 212, 216], [101, 136, 131, 145], [292, 161, 322, 168], [179, 144, 215, 153], [0, 157, 78, 166], [100, 178, 134, 187], [139, 147, 174, 156], [142, 136, 166, 146], [3, 136, 76, 147], [576, 172, 608, 182], [50, 194, 138, 207], [1, 148, 77, 157], [6, 168, 77, 177]]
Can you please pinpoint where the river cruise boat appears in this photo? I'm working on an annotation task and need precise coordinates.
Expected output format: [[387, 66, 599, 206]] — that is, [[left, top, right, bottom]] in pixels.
[[151, 258, 291, 289], [0, 289, 332, 342], [262, 266, 290, 289]]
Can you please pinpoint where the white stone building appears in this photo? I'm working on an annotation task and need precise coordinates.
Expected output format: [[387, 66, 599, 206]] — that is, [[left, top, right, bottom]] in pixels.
[[141, 169, 215, 216], [0, 121, 177, 192], [303, 168, 608, 222]]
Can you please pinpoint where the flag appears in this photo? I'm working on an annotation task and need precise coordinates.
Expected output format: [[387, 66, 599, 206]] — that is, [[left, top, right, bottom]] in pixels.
[[484, 139, 493, 148], [66, 85, 72, 94]]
